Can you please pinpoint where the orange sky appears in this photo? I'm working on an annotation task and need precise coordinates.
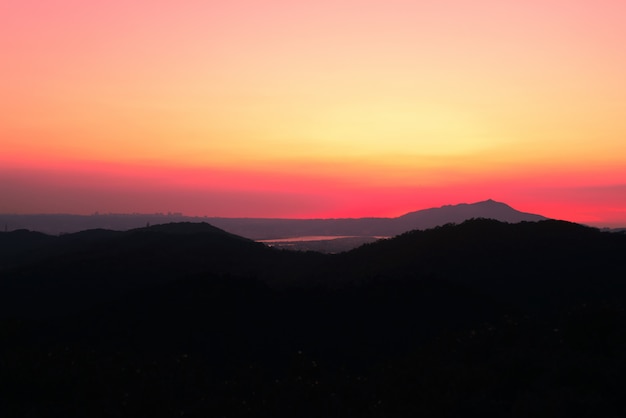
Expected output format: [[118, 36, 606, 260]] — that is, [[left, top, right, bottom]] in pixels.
[[2, 0, 626, 226]]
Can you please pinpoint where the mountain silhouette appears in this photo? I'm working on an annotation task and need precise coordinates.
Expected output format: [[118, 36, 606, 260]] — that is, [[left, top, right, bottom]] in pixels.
[[392, 199, 545, 233], [0, 222, 302, 317], [1, 218, 621, 319], [3, 218, 626, 417]]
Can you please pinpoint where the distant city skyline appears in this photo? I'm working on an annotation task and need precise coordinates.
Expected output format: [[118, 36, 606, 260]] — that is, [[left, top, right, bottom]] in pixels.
[[2, 1, 625, 226]]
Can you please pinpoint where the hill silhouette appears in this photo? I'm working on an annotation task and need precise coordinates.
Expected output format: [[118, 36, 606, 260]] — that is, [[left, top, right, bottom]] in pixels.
[[2, 219, 626, 417], [0, 222, 318, 317]]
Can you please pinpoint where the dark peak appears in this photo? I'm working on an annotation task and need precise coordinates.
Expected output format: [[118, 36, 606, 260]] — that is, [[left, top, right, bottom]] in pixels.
[[474, 199, 510, 207], [480, 198, 497, 204], [129, 222, 256, 243], [56, 228, 122, 241], [441, 199, 507, 207], [133, 222, 231, 235], [1, 229, 53, 239]]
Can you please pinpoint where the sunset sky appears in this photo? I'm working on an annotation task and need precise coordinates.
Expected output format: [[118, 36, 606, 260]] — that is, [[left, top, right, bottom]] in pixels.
[[2, 0, 625, 226]]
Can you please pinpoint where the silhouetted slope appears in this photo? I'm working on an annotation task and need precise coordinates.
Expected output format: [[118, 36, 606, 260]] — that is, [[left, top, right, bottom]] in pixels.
[[0, 222, 317, 317], [2, 219, 626, 417], [338, 219, 626, 309], [2, 219, 625, 317], [138, 221, 251, 237], [0, 229, 57, 268], [0, 229, 127, 268]]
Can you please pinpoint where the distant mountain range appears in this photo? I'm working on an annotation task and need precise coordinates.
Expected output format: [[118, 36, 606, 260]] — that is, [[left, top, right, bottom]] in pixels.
[[209, 199, 547, 240], [0, 199, 546, 240]]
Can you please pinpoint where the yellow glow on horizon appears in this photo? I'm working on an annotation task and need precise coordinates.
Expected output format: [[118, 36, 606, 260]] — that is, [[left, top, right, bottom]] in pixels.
[[2, 0, 626, 223]]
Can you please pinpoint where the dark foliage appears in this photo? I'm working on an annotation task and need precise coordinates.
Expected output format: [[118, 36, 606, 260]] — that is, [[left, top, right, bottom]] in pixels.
[[1, 219, 626, 417]]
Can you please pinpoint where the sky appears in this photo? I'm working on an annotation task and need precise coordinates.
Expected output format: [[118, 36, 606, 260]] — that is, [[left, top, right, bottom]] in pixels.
[[2, 0, 626, 226]]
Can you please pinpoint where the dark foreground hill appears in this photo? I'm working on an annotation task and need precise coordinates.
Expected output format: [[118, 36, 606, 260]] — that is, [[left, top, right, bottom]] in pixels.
[[2, 220, 626, 417], [0, 222, 320, 317]]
